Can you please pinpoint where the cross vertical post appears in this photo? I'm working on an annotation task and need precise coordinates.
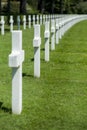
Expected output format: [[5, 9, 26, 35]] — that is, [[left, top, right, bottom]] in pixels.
[[33, 25, 41, 78], [1, 16, 5, 35], [44, 21, 50, 61], [51, 19, 55, 50], [10, 16, 14, 32], [9, 31, 24, 114]]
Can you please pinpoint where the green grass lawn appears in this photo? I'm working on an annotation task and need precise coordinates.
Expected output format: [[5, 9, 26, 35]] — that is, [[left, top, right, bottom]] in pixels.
[[0, 20, 87, 130]]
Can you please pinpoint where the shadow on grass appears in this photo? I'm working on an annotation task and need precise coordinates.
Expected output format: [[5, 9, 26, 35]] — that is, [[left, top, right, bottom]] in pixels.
[[0, 102, 12, 114], [22, 73, 33, 78], [31, 58, 34, 62], [41, 48, 45, 51], [31, 57, 45, 62], [5, 28, 10, 32]]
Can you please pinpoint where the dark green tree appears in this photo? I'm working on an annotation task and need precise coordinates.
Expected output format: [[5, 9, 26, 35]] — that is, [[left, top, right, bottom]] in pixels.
[[59, 0, 64, 14], [7, 0, 10, 13], [20, 0, 27, 14], [0, 0, 1, 14]]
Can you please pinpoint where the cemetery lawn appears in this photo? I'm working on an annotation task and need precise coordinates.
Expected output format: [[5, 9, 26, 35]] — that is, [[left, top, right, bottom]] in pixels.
[[1, 20, 87, 130]]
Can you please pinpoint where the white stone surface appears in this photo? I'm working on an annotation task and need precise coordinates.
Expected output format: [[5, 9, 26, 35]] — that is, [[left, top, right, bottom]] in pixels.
[[23, 15, 26, 29], [56, 19, 59, 44], [33, 25, 41, 47], [44, 21, 50, 61], [17, 16, 20, 30], [40, 15, 42, 25], [9, 31, 24, 114], [28, 15, 31, 28], [43, 15, 45, 24], [51, 19, 55, 50], [0, 16, 5, 35], [9, 16, 14, 32], [33, 25, 41, 77], [33, 15, 35, 26]]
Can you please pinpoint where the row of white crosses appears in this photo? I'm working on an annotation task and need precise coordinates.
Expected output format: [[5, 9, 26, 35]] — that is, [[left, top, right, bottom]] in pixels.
[[20, 15, 43, 29], [33, 15, 87, 78], [0, 14, 87, 35], [0, 15, 44, 34], [0, 15, 14, 35], [1, 14, 86, 115]]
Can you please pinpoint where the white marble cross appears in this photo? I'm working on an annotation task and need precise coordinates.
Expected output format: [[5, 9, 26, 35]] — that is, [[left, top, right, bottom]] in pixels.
[[59, 18, 62, 40], [33, 25, 41, 78], [51, 19, 55, 50], [23, 15, 26, 29], [9, 16, 14, 32], [33, 15, 35, 26], [28, 15, 31, 28], [9, 31, 24, 114], [43, 15, 45, 24], [0, 16, 5, 35], [44, 21, 50, 61], [60, 17, 64, 37], [17, 16, 20, 30], [56, 19, 59, 44], [40, 15, 42, 25]]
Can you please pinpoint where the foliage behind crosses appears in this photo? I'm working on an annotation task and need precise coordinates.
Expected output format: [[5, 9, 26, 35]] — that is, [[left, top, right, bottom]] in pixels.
[[1, 0, 87, 14]]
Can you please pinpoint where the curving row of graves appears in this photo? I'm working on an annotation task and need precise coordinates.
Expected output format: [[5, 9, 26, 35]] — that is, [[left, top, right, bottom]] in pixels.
[[0, 14, 87, 35], [0, 14, 87, 114]]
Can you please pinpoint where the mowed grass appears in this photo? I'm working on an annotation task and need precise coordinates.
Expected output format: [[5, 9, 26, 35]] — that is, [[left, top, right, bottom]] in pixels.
[[0, 20, 87, 130]]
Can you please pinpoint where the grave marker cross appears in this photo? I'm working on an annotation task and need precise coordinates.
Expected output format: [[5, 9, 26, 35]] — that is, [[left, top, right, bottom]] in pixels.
[[9, 31, 24, 114], [10, 16, 14, 32], [33, 25, 41, 78], [0, 16, 5, 35], [51, 19, 55, 50], [44, 21, 50, 61]]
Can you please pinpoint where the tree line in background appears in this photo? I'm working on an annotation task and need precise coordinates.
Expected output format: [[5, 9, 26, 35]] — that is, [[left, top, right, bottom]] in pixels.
[[0, 0, 87, 14], [37, 0, 87, 14]]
